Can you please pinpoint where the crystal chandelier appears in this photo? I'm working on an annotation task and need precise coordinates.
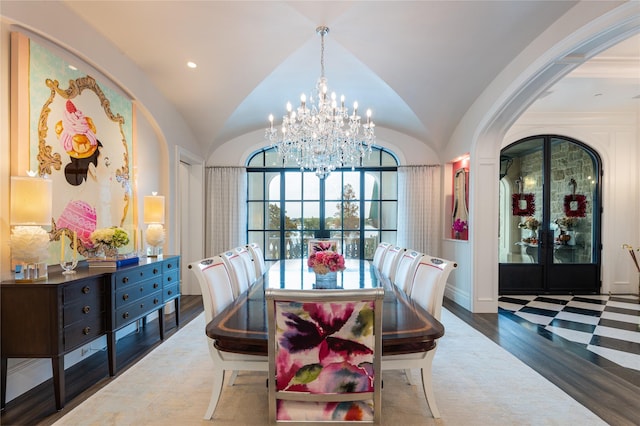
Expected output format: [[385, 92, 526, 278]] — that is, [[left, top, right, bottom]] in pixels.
[[265, 26, 375, 178]]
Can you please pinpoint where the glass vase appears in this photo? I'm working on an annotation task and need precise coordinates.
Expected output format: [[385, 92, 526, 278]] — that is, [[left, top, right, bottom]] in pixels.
[[314, 271, 338, 289]]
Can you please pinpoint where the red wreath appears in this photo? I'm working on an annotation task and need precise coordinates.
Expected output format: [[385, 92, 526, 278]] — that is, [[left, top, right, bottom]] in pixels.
[[564, 194, 587, 217], [512, 193, 535, 216]]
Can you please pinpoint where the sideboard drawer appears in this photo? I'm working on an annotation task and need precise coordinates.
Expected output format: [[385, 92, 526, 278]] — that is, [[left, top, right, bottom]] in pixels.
[[63, 278, 104, 305], [163, 258, 179, 273], [115, 277, 162, 309], [114, 292, 163, 329], [112, 264, 162, 289], [163, 281, 179, 303], [63, 291, 105, 327], [63, 315, 105, 351]]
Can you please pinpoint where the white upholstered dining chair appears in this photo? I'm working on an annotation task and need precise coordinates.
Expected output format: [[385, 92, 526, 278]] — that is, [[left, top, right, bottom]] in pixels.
[[246, 242, 267, 277], [393, 250, 424, 294], [381, 255, 457, 418], [220, 247, 253, 297], [380, 245, 404, 281], [372, 242, 391, 272], [188, 256, 267, 420]]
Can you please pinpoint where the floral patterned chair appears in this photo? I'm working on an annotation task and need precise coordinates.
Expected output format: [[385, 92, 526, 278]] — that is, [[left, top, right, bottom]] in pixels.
[[266, 288, 384, 424]]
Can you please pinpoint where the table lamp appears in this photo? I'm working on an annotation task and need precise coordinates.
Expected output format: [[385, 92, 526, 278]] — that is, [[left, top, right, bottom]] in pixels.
[[144, 192, 165, 257], [10, 172, 53, 282]]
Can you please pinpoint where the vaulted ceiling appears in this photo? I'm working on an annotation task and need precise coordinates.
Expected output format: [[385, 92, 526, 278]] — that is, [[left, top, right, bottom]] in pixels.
[[61, 1, 639, 158]]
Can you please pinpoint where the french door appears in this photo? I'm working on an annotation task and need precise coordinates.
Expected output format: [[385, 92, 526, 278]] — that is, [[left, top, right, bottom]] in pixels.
[[498, 135, 602, 294]]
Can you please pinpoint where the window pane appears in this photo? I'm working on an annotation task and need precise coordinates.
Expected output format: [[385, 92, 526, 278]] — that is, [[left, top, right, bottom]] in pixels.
[[266, 232, 280, 259], [284, 231, 302, 259], [284, 171, 301, 199], [303, 172, 320, 200], [343, 197, 360, 230], [381, 231, 397, 244], [381, 201, 397, 228], [381, 151, 398, 166], [362, 150, 380, 167], [365, 201, 380, 230], [343, 231, 360, 259], [248, 173, 263, 200], [325, 173, 343, 200], [302, 202, 320, 232], [343, 171, 360, 195], [364, 230, 380, 259], [266, 173, 280, 200], [248, 152, 264, 167], [325, 201, 340, 229], [248, 202, 264, 228], [284, 202, 301, 230], [247, 231, 264, 249], [364, 172, 380, 200], [265, 150, 281, 167], [268, 202, 281, 230], [381, 171, 397, 199]]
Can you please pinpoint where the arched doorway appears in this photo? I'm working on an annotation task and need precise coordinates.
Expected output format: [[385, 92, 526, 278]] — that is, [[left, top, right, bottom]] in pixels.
[[498, 135, 602, 294]]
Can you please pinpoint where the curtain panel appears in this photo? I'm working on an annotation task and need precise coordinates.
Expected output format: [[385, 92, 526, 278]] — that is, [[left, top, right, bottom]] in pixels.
[[397, 165, 441, 256], [205, 167, 247, 256]]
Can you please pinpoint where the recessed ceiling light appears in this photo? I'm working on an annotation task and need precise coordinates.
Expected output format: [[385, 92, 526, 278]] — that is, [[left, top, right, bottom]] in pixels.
[[68, 65, 78, 71], [187, 61, 197, 69]]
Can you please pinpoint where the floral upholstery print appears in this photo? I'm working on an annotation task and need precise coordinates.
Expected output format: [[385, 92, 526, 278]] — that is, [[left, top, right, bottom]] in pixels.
[[267, 288, 383, 423]]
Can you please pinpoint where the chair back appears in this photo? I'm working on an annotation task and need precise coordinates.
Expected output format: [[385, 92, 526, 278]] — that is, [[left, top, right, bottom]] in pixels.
[[236, 245, 258, 283], [266, 288, 384, 424], [380, 246, 404, 281], [393, 250, 424, 294], [409, 256, 457, 320], [220, 248, 252, 298], [246, 242, 267, 276], [372, 242, 391, 271], [188, 256, 235, 324]]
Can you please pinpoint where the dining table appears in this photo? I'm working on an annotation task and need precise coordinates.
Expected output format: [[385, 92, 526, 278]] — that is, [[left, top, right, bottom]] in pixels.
[[205, 259, 445, 356]]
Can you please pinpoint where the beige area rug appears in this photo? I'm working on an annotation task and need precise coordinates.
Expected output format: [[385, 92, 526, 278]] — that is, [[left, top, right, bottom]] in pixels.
[[53, 308, 606, 426]]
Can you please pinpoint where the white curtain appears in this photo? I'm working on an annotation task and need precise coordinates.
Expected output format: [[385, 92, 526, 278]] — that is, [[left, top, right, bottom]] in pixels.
[[397, 165, 441, 256], [205, 167, 247, 257]]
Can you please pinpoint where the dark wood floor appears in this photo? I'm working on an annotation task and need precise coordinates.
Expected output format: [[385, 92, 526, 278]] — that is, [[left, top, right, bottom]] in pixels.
[[2, 295, 639, 425]]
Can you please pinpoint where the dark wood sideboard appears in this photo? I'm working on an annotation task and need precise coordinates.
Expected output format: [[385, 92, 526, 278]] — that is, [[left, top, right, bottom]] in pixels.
[[0, 255, 180, 411]]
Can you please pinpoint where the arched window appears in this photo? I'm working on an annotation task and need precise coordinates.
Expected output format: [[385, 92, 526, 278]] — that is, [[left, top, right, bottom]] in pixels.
[[246, 147, 398, 260]]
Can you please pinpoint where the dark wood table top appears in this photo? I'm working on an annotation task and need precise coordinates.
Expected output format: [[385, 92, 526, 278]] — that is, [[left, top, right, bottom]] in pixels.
[[205, 259, 445, 356]]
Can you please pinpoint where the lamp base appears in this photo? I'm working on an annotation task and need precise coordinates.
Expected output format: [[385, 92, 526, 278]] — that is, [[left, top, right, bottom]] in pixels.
[[146, 245, 163, 258], [15, 262, 48, 283]]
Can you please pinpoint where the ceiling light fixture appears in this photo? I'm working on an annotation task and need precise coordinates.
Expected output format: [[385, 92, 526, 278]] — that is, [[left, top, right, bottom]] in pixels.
[[265, 26, 375, 178]]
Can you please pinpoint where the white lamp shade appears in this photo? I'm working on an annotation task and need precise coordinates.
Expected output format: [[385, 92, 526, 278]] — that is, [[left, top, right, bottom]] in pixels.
[[144, 194, 165, 224], [10, 176, 53, 226]]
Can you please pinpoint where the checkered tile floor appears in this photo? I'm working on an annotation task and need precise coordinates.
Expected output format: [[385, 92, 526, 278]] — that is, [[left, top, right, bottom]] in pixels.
[[498, 294, 640, 372]]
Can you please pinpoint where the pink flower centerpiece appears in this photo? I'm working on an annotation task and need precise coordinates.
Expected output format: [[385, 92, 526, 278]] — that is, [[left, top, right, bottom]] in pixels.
[[307, 251, 346, 275]]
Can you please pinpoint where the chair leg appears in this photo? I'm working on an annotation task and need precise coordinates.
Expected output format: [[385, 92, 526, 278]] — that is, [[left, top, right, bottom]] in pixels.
[[403, 368, 414, 385], [420, 351, 440, 418], [204, 368, 226, 420], [228, 370, 239, 386]]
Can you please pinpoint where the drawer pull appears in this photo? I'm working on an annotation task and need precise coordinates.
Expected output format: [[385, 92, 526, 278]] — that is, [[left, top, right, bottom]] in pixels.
[[167, 276, 172, 282], [139, 286, 144, 292], [123, 312, 129, 319], [154, 298, 159, 304], [168, 263, 173, 269], [82, 305, 91, 314], [153, 283, 159, 289], [123, 294, 129, 301], [140, 303, 145, 308], [122, 277, 129, 284], [83, 326, 91, 335], [82, 286, 90, 294], [153, 268, 159, 274], [167, 290, 173, 295]]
